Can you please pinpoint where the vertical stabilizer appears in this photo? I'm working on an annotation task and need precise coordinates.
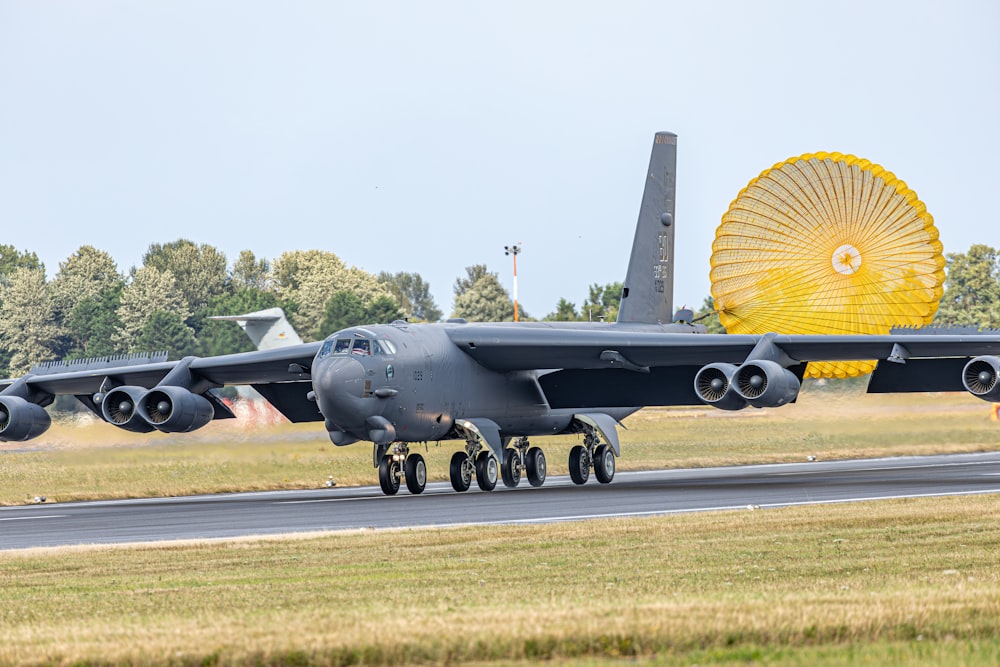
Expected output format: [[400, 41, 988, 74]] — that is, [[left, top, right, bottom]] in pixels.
[[208, 307, 303, 350], [616, 132, 676, 324]]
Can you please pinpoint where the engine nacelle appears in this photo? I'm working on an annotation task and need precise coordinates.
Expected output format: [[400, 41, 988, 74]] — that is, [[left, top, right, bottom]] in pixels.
[[962, 356, 1000, 402], [100, 386, 156, 433], [733, 360, 800, 408], [137, 385, 215, 433], [693, 362, 748, 411], [0, 396, 52, 442]]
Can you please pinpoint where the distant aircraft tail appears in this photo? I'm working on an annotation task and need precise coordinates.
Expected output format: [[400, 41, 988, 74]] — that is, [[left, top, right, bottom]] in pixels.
[[208, 307, 303, 350], [616, 132, 677, 325]]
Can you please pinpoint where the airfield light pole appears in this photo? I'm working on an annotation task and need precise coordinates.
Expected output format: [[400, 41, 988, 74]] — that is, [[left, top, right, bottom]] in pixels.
[[504, 243, 522, 322]]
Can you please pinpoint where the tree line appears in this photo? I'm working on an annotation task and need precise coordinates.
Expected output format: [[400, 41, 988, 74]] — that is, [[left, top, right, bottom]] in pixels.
[[1, 241, 997, 378]]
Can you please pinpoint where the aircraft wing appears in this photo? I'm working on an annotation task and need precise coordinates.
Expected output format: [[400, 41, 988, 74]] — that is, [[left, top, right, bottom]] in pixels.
[[445, 325, 1000, 372]]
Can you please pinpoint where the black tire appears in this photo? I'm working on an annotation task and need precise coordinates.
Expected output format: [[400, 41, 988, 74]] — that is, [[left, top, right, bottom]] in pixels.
[[475, 451, 498, 491], [501, 448, 522, 488], [378, 455, 401, 495], [568, 445, 590, 485], [404, 454, 427, 495], [449, 451, 472, 492], [594, 444, 616, 484], [525, 447, 547, 487]]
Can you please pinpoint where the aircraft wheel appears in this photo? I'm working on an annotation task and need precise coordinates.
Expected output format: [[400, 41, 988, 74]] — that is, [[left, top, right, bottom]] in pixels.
[[449, 451, 473, 492], [525, 447, 546, 487], [501, 448, 522, 488], [475, 452, 498, 491], [404, 454, 427, 495], [568, 445, 590, 485], [594, 444, 615, 484], [378, 455, 401, 495]]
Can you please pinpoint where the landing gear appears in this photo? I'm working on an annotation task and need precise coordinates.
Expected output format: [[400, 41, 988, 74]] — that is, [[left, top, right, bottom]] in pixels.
[[449, 451, 473, 492], [404, 453, 427, 494], [378, 454, 401, 495], [568, 444, 591, 485], [566, 427, 616, 486], [525, 446, 547, 487], [501, 437, 530, 488], [594, 444, 615, 484], [475, 451, 498, 491], [375, 443, 426, 495]]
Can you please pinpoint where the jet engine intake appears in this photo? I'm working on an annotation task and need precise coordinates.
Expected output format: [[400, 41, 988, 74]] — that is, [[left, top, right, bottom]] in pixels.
[[0, 396, 52, 442], [732, 360, 800, 408], [693, 362, 748, 411], [100, 386, 156, 433], [137, 385, 215, 433], [962, 356, 1000, 401]]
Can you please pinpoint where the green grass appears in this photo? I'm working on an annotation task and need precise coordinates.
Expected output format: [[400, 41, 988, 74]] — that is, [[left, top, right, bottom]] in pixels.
[[1, 384, 997, 505], [1, 495, 998, 666]]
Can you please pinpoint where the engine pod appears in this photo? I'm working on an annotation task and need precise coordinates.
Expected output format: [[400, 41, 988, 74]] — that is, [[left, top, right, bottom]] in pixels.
[[138, 385, 215, 433], [0, 396, 52, 442]]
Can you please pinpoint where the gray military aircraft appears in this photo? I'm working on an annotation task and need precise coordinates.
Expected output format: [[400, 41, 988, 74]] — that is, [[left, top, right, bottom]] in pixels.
[[3, 132, 1000, 496]]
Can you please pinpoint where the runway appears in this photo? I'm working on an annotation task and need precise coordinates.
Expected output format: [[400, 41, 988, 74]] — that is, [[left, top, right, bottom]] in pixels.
[[2, 452, 999, 551]]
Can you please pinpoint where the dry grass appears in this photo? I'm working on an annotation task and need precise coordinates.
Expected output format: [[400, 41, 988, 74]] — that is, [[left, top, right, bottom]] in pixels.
[[1, 385, 998, 505], [1, 494, 998, 665]]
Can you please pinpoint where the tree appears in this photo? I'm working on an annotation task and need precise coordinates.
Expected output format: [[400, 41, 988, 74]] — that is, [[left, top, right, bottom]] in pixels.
[[136, 311, 199, 359], [317, 292, 403, 337], [581, 282, 623, 322], [49, 246, 123, 327], [934, 244, 1000, 329], [114, 267, 191, 352], [378, 271, 442, 322], [545, 298, 579, 321], [452, 273, 516, 322], [65, 285, 124, 358], [453, 264, 490, 297], [143, 240, 230, 323], [364, 295, 404, 325], [0, 245, 42, 282], [0, 267, 60, 374], [232, 250, 272, 292], [318, 291, 366, 335], [272, 250, 392, 340]]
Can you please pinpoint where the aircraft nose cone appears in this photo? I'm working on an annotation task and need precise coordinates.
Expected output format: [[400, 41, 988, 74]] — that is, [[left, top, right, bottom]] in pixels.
[[313, 356, 369, 431]]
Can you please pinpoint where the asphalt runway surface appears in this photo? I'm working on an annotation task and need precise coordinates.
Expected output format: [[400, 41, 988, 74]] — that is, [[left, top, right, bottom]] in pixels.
[[2, 452, 999, 551]]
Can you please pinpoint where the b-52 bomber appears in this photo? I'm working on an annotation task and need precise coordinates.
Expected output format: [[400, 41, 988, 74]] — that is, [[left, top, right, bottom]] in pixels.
[[3, 132, 1000, 496]]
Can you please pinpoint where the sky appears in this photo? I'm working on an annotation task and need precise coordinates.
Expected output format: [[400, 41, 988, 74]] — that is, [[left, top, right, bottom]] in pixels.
[[1, 1, 998, 320]]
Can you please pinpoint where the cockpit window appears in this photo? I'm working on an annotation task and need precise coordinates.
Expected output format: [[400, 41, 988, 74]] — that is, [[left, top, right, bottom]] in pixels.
[[351, 338, 371, 355], [379, 339, 398, 355], [333, 338, 352, 354], [319, 339, 335, 358]]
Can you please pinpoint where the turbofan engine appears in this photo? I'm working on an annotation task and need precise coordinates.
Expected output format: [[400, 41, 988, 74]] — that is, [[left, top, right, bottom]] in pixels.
[[0, 396, 52, 442], [693, 363, 748, 411], [732, 360, 800, 408], [101, 385, 215, 433], [962, 356, 1000, 402]]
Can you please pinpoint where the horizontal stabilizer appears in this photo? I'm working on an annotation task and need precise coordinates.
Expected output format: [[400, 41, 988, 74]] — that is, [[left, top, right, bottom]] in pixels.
[[209, 307, 303, 350]]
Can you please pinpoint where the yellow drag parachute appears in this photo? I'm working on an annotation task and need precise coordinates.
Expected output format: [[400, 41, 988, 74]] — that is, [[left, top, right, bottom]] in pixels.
[[711, 153, 945, 378]]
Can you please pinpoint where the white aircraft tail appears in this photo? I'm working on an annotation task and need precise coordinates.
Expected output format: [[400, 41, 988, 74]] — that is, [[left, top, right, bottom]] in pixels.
[[208, 307, 303, 350]]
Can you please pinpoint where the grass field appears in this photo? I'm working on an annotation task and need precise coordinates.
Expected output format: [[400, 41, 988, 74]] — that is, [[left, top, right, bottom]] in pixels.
[[1, 495, 998, 666], [1, 384, 998, 665], [1, 382, 997, 506]]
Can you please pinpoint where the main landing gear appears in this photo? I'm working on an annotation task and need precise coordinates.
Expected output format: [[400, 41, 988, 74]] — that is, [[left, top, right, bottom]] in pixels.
[[375, 443, 427, 495], [500, 437, 546, 488], [449, 437, 499, 492], [568, 427, 616, 486]]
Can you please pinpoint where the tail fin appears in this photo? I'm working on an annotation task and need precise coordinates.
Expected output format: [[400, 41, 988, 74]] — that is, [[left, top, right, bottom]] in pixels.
[[616, 132, 677, 325], [208, 307, 303, 350]]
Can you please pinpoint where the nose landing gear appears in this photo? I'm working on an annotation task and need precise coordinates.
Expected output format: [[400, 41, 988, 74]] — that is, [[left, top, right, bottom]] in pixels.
[[375, 443, 427, 495]]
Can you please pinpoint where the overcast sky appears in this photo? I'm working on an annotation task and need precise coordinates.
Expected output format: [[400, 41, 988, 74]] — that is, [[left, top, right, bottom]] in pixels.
[[2, 1, 997, 319]]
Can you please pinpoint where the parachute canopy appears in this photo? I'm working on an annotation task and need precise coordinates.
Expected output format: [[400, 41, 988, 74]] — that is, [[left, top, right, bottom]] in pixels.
[[711, 152, 944, 379]]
